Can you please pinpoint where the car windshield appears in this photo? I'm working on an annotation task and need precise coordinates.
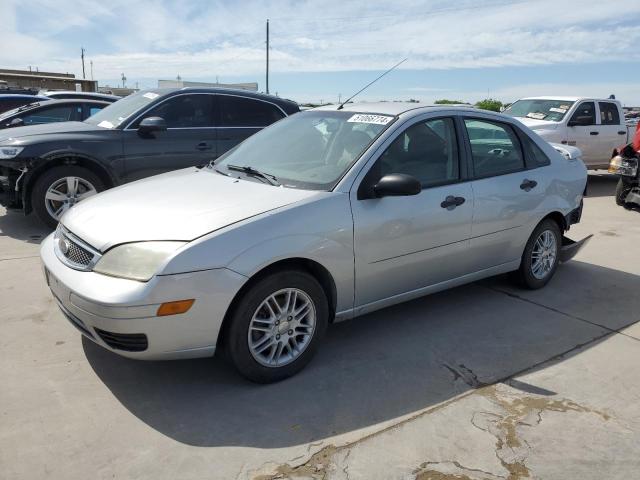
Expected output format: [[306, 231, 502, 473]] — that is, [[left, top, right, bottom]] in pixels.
[[0, 103, 39, 120], [84, 90, 161, 129], [214, 110, 395, 190], [504, 99, 575, 122]]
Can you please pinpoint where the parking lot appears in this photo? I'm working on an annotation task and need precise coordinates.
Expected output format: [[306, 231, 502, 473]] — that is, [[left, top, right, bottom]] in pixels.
[[0, 172, 638, 479]]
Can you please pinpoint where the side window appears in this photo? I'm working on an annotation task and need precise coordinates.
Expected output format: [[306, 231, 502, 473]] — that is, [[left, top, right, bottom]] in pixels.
[[219, 96, 284, 127], [569, 102, 595, 125], [599, 102, 620, 125], [464, 119, 525, 177], [88, 105, 105, 117], [522, 135, 551, 168], [142, 95, 214, 128], [378, 117, 459, 187], [21, 106, 74, 125]]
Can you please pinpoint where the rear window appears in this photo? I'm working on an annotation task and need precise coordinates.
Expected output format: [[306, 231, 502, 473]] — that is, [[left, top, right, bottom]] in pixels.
[[219, 95, 285, 127], [599, 102, 620, 125]]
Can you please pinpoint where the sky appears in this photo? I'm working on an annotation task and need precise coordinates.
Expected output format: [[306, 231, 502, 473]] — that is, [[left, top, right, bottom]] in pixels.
[[3, 0, 640, 105]]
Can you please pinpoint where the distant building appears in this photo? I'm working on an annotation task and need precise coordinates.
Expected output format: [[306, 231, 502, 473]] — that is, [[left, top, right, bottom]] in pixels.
[[158, 79, 258, 91], [0, 69, 97, 92], [98, 85, 138, 97]]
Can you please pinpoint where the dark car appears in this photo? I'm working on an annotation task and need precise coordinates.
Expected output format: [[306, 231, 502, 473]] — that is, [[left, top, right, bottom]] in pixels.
[[0, 94, 50, 114], [39, 90, 120, 103], [0, 99, 109, 129], [0, 88, 299, 226]]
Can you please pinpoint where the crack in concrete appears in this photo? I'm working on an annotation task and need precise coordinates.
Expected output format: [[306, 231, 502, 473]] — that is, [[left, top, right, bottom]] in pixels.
[[251, 327, 618, 480]]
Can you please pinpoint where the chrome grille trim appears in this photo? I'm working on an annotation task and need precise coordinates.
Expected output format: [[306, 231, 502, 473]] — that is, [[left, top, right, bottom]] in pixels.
[[53, 224, 102, 271]]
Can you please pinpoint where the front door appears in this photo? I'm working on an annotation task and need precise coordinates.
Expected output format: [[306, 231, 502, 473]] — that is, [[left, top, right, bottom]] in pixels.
[[566, 101, 599, 165], [351, 116, 473, 307], [122, 93, 217, 182]]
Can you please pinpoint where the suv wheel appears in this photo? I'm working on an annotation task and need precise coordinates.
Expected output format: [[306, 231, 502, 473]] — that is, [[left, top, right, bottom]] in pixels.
[[225, 270, 328, 383], [512, 219, 561, 289], [31, 166, 105, 228]]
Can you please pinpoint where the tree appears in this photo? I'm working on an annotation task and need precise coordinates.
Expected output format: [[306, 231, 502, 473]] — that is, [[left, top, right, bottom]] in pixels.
[[434, 99, 467, 105], [475, 98, 503, 112]]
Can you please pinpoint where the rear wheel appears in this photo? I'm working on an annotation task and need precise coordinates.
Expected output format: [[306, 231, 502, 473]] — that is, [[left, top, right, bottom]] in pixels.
[[225, 270, 328, 383], [512, 219, 561, 289], [31, 165, 105, 228]]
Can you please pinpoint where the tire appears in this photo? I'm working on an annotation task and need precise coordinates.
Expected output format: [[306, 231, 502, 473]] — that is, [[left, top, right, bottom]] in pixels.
[[31, 165, 105, 228], [615, 178, 632, 207], [225, 270, 329, 383], [512, 219, 562, 290]]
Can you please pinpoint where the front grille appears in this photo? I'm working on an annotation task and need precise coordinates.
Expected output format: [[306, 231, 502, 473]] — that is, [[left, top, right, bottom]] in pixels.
[[54, 225, 101, 271], [94, 328, 148, 352], [63, 239, 94, 266]]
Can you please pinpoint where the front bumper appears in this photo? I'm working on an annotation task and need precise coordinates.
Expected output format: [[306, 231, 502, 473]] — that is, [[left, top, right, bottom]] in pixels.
[[40, 234, 247, 360]]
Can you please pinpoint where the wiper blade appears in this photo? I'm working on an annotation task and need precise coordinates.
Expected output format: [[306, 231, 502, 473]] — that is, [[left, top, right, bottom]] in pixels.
[[226, 164, 279, 186]]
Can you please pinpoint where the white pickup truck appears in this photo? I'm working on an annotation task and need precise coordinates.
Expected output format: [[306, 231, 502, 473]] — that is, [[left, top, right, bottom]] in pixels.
[[504, 96, 631, 169]]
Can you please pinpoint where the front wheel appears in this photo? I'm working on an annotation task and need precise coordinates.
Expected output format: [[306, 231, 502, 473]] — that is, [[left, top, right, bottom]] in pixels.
[[31, 165, 105, 228], [225, 270, 329, 383], [512, 219, 561, 289]]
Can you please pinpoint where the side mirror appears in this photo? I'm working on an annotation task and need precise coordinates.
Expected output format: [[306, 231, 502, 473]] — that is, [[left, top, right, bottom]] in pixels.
[[138, 116, 167, 136], [9, 118, 24, 128], [373, 173, 422, 198], [567, 115, 593, 127]]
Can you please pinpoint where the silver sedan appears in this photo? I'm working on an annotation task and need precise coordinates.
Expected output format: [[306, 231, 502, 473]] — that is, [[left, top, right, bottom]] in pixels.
[[40, 103, 589, 382]]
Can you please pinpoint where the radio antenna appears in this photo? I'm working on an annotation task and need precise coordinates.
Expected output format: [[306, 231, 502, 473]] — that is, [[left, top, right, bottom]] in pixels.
[[337, 58, 407, 110]]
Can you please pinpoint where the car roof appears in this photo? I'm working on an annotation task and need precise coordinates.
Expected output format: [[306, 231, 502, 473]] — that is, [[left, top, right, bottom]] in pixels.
[[41, 91, 120, 101], [314, 101, 480, 117], [0, 94, 49, 101], [517, 96, 621, 103], [142, 87, 299, 112]]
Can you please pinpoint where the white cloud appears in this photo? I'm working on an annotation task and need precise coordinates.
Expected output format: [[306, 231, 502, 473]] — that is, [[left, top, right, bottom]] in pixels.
[[2, 0, 640, 94]]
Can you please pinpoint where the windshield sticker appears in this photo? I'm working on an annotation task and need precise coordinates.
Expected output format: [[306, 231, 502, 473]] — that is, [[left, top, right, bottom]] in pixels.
[[560, 104, 570, 110], [97, 120, 114, 129], [526, 112, 546, 120], [143, 92, 159, 100], [549, 107, 568, 113], [347, 114, 393, 125]]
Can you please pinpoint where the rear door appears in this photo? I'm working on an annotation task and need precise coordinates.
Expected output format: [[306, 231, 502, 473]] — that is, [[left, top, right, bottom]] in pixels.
[[121, 93, 217, 182], [464, 117, 548, 272], [216, 94, 286, 156], [566, 101, 599, 164], [597, 101, 626, 159]]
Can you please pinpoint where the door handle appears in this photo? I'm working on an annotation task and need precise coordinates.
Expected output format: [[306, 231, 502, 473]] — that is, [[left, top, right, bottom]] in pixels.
[[196, 142, 212, 151], [589, 131, 599, 135], [618, 131, 627, 135], [440, 195, 465, 209], [520, 179, 538, 191]]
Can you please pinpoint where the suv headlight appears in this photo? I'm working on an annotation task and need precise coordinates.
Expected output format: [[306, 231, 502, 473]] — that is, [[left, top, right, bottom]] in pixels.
[[0, 146, 24, 159], [93, 241, 186, 281]]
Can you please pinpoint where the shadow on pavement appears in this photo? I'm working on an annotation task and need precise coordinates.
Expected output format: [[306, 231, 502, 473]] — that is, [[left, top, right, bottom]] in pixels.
[[0, 207, 51, 243], [83, 261, 640, 449], [585, 172, 618, 198]]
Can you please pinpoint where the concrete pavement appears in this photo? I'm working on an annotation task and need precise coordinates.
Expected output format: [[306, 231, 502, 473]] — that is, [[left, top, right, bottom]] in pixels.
[[0, 172, 638, 479]]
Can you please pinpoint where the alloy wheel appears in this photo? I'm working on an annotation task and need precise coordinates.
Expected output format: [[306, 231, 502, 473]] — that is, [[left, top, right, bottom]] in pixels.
[[248, 288, 316, 368], [531, 230, 557, 280], [45, 176, 97, 220]]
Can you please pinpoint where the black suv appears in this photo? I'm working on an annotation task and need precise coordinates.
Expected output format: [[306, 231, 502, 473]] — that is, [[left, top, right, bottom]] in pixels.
[[0, 88, 299, 227]]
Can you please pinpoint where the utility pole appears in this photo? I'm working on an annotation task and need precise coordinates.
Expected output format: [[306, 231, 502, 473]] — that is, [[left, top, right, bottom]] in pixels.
[[266, 19, 270, 94], [90, 60, 94, 80], [81, 47, 86, 79]]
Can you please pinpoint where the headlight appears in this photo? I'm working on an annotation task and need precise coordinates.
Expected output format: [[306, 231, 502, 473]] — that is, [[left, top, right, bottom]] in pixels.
[[0, 146, 24, 159], [609, 155, 638, 177], [93, 241, 186, 281]]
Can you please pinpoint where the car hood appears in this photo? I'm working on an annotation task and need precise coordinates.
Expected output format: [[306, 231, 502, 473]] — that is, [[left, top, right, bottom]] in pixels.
[[0, 121, 101, 144], [61, 167, 322, 251], [513, 117, 560, 130]]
